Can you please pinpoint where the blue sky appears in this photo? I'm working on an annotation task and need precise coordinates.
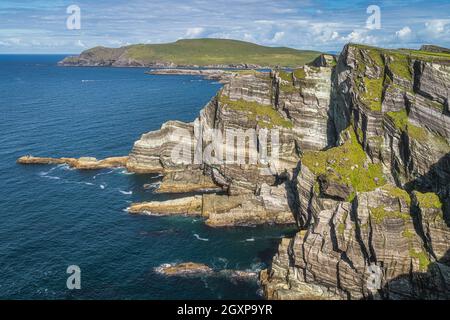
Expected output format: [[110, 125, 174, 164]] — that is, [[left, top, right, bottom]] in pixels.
[[0, 0, 449, 53]]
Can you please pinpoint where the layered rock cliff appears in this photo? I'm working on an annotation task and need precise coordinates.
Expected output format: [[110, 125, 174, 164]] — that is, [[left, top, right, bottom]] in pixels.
[[127, 45, 450, 298], [261, 44, 450, 300], [20, 42, 450, 299], [126, 59, 337, 226]]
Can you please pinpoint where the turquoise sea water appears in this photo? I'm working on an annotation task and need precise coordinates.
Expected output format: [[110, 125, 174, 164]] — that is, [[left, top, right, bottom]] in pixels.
[[0, 55, 295, 299]]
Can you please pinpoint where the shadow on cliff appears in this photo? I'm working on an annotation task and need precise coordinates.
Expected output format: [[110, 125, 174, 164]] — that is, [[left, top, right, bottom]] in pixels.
[[374, 249, 450, 300], [404, 152, 450, 228]]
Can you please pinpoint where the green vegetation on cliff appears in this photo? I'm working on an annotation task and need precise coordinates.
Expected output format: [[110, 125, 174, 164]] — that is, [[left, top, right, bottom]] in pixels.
[[386, 109, 408, 130], [75, 39, 322, 67], [409, 249, 431, 271], [415, 192, 442, 209], [370, 207, 410, 224], [302, 129, 386, 200], [382, 184, 411, 205], [277, 70, 298, 93], [219, 94, 293, 129]]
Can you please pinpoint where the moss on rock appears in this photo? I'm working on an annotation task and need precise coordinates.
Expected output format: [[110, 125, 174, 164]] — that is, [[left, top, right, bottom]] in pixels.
[[219, 94, 293, 129], [303, 128, 386, 198], [415, 192, 442, 209]]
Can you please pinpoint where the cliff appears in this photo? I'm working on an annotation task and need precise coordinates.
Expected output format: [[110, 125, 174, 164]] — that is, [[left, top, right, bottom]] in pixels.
[[260, 44, 450, 300], [127, 45, 450, 299], [58, 38, 321, 68], [18, 42, 450, 299]]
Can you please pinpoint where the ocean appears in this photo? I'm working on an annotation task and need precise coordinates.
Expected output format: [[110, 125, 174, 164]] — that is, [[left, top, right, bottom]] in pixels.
[[0, 55, 295, 299]]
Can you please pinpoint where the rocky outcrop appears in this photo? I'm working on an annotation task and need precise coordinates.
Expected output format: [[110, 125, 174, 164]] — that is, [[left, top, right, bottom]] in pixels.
[[146, 69, 237, 83], [156, 170, 222, 193], [22, 41, 450, 299], [17, 155, 128, 170], [155, 262, 213, 276], [125, 63, 338, 226], [155, 262, 258, 281], [260, 44, 450, 300], [128, 196, 203, 216], [130, 183, 295, 226]]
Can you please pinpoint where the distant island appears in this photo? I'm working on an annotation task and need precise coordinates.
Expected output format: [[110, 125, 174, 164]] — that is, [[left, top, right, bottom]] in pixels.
[[58, 38, 322, 68]]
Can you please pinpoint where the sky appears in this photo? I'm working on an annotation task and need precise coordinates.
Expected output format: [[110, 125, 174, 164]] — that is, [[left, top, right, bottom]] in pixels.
[[0, 0, 449, 53]]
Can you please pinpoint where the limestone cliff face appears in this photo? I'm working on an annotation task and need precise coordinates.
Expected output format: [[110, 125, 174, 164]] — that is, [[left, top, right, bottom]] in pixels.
[[127, 62, 336, 226], [261, 45, 450, 300], [126, 45, 449, 298]]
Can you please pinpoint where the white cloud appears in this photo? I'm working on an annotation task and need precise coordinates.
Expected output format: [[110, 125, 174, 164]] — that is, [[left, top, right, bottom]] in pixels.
[[425, 20, 447, 35], [341, 30, 378, 45], [271, 31, 285, 43], [76, 40, 86, 48], [185, 27, 205, 38], [396, 26, 412, 40]]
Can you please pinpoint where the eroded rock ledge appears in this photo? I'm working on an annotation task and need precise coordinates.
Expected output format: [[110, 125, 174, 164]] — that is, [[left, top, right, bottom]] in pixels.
[[17, 155, 129, 170]]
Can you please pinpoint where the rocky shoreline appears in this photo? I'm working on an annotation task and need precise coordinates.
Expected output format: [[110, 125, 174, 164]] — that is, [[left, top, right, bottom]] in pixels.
[[18, 43, 450, 299], [17, 155, 129, 170]]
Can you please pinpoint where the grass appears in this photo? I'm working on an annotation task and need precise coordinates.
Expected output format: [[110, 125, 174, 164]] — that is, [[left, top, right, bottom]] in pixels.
[[293, 68, 306, 79], [386, 109, 408, 130], [349, 43, 450, 112], [278, 70, 297, 93], [337, 223, 345, 236], [82, 39, 322, 68], [302, 128, 386, 201], [388, 53, 412, 81], [386, 109, 408, 131], [382, 184, 411, 205], [409, 249, 431, 271], [408, 124, 450, 153], [398, 49, 450, 62], [402, 229, 415, 239], [351, 43, 450, 63], [370, 207, 410, 224], [385, 110, 450, 154], [219, 94, 293, 129], [361, 77, 384, 112], [415, 192, 442, 209]]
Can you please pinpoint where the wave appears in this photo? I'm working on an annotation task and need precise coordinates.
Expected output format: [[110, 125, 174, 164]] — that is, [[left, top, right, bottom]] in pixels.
[[38, 166, 58, 176], [58, 164, 74, 171], [154, 263, 173, 274], [40, 175, 61, 180], [100, 184, 106, 189], [119, 189, 133, 195], [193, 233, 209, 242], [245, 238, 255, 242], [93, 170, 114, 179], [119, 170, 134, 175]]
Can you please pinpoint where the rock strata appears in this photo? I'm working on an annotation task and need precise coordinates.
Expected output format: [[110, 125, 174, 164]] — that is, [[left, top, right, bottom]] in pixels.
[[155, 262, 213, 276], [17, 155, 129, 170], [260, 44, 450, 300]]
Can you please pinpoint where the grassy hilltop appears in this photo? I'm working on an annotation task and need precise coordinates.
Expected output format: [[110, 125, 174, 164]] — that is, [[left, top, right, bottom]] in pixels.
[[61, 38, 322, 68]]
